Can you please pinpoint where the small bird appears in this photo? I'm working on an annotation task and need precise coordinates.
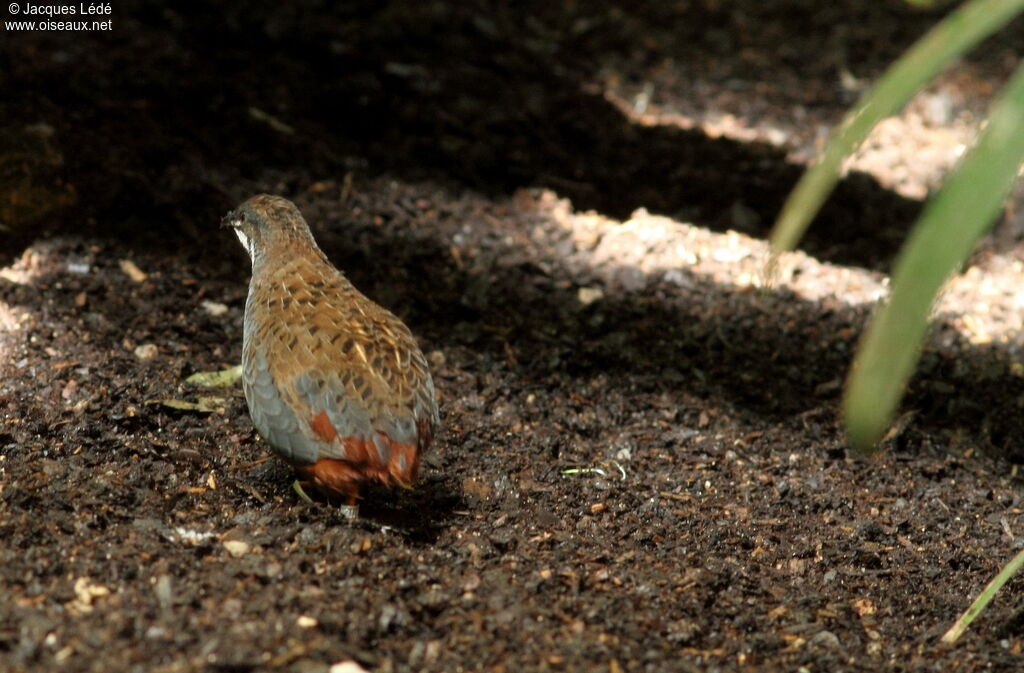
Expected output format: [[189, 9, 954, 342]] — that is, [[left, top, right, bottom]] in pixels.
[[222, 194, 438, 516]]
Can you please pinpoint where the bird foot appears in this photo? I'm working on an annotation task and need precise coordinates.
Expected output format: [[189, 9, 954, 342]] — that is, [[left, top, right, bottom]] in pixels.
[[292, 480, 360, 521]]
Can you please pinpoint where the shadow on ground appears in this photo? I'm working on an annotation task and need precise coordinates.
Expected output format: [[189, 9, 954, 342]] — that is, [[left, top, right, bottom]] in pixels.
[[2, 0, 935, 271], [2, 181, 1021, 467]]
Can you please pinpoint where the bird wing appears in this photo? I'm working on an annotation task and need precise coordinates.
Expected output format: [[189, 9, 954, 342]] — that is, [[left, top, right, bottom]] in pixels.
[[242, 259, 436, 482]]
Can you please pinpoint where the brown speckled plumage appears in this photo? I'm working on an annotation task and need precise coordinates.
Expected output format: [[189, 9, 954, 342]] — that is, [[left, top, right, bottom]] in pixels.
[[222, 194, 438, 507]]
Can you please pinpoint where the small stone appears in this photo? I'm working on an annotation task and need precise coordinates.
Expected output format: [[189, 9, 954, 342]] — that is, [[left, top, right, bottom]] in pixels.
[[134, 344, 158, 360], [119, 259, 148, 283], [61, 380, 78, 400], [222, 540, 251, 557], [154, 575, 173, 609], [201, 300, 229, 316], [577, 286, 604, 306], [921, 89, 955, 126], [809, 630, 841, 650], [69, 578, 110, 614], [462, 573, 481, 592], [145, 626, 168, 639], [617, 266, 646, 292]]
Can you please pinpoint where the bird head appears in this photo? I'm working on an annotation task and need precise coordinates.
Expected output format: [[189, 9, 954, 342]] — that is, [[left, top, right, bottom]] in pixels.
[[222, 194, 317, 267]]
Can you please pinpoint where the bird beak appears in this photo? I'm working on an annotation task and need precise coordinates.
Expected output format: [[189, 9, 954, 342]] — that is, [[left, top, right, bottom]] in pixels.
[[221, 210, 242, 229]]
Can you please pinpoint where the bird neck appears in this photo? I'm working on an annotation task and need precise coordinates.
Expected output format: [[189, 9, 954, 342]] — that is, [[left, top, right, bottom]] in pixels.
[[250, 233, 330, 275]]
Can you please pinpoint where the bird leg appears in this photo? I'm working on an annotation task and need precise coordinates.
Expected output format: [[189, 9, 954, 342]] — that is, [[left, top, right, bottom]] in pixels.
[[293, 478, 359, 520], [338, 485, 359, 521]]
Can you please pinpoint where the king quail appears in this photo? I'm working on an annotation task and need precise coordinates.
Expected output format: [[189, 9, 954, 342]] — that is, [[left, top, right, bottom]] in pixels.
[[222, 194, 439, 516]]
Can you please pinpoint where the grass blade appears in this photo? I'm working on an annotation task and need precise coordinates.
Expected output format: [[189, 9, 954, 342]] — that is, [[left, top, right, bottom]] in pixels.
[[770, 0, 1024, 253], [843, 62, 1024, 451], [941, 545, 1024, 644]]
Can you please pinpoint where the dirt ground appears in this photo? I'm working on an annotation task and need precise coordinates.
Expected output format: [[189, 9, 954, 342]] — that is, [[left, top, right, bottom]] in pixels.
[[4, 2, 1024, 672]]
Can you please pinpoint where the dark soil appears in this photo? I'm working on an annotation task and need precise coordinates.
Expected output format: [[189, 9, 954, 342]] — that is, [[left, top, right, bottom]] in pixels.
[[4, 2, 1024, 672]]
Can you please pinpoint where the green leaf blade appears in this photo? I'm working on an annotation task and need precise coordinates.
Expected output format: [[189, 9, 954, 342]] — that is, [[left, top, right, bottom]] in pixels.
[[844, 62, 1024, 451], [770, 0, 1024, 253]]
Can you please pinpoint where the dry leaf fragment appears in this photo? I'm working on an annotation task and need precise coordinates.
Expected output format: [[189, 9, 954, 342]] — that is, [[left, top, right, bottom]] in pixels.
[[186, 365, 243, 387]]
